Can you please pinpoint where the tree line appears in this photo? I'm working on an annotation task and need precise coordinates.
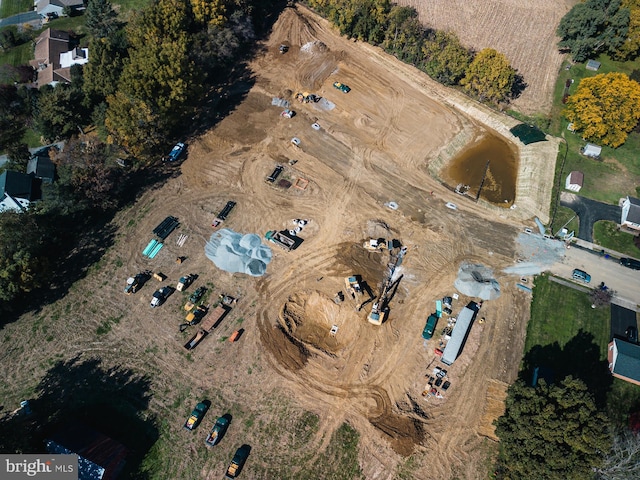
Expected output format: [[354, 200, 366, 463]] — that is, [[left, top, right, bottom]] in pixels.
[[0, 0, 280, 312], [305, 0, 519, 105]]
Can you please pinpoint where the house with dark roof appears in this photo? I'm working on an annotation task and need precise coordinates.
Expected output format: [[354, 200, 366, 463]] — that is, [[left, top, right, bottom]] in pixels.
[[46, 422, 127, 480], [621, 196, 640, 232], [30, 28, 88, 86], [608, 338, 640, 386], [0, 171, 42, 212], [27, 146, 57, 183]]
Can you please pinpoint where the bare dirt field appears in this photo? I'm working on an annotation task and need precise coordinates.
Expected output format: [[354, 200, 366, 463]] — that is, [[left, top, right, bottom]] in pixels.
[[1, 6, 557, 479], [398, 0, 577, 114]]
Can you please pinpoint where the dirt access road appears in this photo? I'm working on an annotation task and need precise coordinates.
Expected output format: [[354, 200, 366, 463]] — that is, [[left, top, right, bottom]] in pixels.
[[1, 6, 558, 480]]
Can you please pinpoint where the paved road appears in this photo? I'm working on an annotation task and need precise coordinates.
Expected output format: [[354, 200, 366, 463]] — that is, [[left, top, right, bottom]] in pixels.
[[549, 243, 640, 309], [0, 11, 41, 28], [560, 192, 621, 242]]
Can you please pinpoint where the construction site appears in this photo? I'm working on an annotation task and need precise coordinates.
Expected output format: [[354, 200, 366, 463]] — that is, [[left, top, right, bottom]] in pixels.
[[0, 5, 562, 479]]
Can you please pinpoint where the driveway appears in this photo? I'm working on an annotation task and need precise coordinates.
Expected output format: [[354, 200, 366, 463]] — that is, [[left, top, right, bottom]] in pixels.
[[0, 11, 41, 28], [560, 192, 621, 242]]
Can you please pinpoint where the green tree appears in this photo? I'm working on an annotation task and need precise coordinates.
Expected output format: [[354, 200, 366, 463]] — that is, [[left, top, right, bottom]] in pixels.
[[0, 85, 28, 153], [83, 36, 126, 103], [618, 0, 640, 59], [35, 84, 85, 142], [0, 211, 50, 304], [495, 377, 611, 480], [381, 6, 425, 63], [564, 72, 640, 147], [557, 0, 630, 61], [105, 92, 162, 157], [86, 0, 120, 38], [422, 31, 472, 85], [461, 48, 516, 104]]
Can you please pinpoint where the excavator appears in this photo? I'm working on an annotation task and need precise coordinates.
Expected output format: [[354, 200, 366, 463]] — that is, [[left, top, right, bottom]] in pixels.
[[367, 245, 407, 325]]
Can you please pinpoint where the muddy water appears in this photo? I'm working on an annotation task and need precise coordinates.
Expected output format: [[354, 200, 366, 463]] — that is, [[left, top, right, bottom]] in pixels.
[[443, 132, 518, 207]]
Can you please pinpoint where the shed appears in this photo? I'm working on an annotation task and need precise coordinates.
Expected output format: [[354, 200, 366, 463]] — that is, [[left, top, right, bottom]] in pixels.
[[565, 171, 583, 192], [608, 338, 640, 386], [441, 302, 479, 365], [581, 143, 601, 158], [586, 60, 601, 71]]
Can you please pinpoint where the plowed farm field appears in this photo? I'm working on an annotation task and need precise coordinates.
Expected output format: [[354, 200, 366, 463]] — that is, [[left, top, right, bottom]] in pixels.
[[398, 0, 577, 114], [0, 5, 554, 480]]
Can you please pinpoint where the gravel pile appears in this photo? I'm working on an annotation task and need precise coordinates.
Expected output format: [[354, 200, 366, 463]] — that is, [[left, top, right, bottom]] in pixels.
[[454, 262, 501, 300]]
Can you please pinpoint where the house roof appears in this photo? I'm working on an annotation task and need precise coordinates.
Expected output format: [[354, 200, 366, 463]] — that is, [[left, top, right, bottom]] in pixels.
[[31, 28, 70, 72], [568, 171, 584, 186], [441, 302, 479, 365], [27, 148, 56, 182], [610, 338, 640, 383], [625, 197, 640, 225], [36, 0, 84, 13], [0, 171, 37, 199]]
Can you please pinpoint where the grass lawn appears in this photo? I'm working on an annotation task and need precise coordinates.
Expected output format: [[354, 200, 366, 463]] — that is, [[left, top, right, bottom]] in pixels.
[[551, 205, 580, 237], [593, 221, 640, 258], [23, 128, 43, 149], [0, 41, 33, 67], [0, 0, 33, 18], [112, 0, 152, 12], [526, 274, 610, 359]]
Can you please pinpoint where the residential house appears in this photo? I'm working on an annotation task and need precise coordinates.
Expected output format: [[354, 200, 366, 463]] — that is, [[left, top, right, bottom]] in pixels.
[[36, 0, 84, 17], [27, 146, 57, 183], [621, 196, 640, 232], [608, 338, 640, 386], [565, 171, 583, 192], [30, 28, 88, 87], [0, 171, 42, 212]]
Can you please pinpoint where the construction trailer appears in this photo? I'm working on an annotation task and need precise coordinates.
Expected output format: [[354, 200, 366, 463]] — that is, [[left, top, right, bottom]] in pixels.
[[440, 302, 480, 365], [184, 304, 231, 350]]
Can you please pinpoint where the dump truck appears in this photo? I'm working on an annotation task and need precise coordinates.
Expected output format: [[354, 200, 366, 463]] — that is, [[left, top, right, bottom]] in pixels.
[[344, 276, 362, 298], [184, 304, 231, 350], [184, 401, 209, 431], [205, 416, 230, 447], [225, 445, 251, 479], [265, 230, 295, 251]]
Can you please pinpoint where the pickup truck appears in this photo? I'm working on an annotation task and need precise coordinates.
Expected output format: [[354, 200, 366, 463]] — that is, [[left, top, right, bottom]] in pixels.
[[150, 286, 172, 308], [205, 416, 229, 447], [225, 445, 251, 478], [184, 401, 209, 431]]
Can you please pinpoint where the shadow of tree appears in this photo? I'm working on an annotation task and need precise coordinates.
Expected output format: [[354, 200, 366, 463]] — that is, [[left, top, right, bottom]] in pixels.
[[511, 72, 528, 100], [0, 357, 158, 479], [521, 329, 613, 408]]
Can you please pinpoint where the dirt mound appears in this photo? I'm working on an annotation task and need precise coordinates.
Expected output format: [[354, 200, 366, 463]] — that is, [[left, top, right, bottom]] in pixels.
[[300, 40, 328, 54], [370, 413, 424, 456], [279, 291, 359, 355]]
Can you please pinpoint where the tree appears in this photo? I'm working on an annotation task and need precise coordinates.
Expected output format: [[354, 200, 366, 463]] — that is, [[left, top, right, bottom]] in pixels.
[[381, 6, 425, 64], [422, 31, 472, 85], [590, 283, 615, 307], [83, 36, 126, 102], [0, 212, 51, 303], [564, 72, 640, 147], [595, 428, 640, 480], [86, 0, 120, 38], [35, 84, 85, 142], [0, 85, 28, 152], [617, 0, 640, 59], [190, 0, 227, 27], [557, 0, 630, 61], [105, 92, 163, 157], [495, 377, 611, 480], [461, 48, 516, 104]]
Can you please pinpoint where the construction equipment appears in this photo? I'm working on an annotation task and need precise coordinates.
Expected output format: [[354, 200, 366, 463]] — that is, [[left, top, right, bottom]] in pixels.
[[281, 109, 294, 118], [150, 286, 172, 308], [225, 445, 251, 479], [176, 274, 195, 292], [279, 44, 289, 54], [205, 416, 230, 447], [124, 271, 150, 295], [367, 245, 406, 325], [184, 302, 232, 350], [266, 165, 284, 183], [185, 305, 208, 325], [295, 92, 321, 103]]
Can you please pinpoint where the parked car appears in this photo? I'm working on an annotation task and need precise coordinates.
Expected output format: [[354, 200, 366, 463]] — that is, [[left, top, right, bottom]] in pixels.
[[620, 258, 640, 270], [165, 142, 185, 162], [184, 401, 209, 431], [572, 269, 591, 283], [332, 82, 351, 93], [626, 326, 638, 344]]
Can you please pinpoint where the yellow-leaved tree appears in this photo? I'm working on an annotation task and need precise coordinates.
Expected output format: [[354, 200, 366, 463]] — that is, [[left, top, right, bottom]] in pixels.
[[189, 0, 226, 27], [564, 72, 640, 147], [460, 48, 516, 104]]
